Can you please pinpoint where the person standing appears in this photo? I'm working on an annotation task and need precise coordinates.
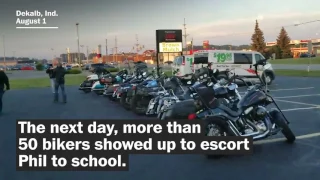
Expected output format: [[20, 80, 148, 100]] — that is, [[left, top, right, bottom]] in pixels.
[[0, 68, 10, 114], [53, 62, 67, 103], [95, 66, 109, 78], [46, 64, 56, 93]]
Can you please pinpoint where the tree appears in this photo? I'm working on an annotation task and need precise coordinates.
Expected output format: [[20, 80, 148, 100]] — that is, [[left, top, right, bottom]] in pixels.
[[276, 27, 291, 59], [35, 62, 44, 71], [251, 20, 266, 55]]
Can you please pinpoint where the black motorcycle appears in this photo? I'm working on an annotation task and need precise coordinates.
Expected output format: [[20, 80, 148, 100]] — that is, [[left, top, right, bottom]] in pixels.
[[118, 72, 146, 109], [120, 71, 151, 109], [129, 71, 166, 115], [163, 59, 295, 157]]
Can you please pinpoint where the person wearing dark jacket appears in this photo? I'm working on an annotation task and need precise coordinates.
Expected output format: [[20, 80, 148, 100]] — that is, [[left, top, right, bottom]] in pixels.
[[53, 63, 67, 103], [94, 66, 109, 77], [0, 68, 10, 113], [46, 64, 56, 93]]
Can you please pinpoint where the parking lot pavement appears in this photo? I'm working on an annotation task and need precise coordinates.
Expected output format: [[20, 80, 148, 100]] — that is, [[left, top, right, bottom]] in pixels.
[[1, 76, 320, 180]]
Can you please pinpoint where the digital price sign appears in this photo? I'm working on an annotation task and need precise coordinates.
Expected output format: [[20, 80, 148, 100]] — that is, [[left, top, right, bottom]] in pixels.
[[156, 29, 183, 53], [156, 30, 182, 43]]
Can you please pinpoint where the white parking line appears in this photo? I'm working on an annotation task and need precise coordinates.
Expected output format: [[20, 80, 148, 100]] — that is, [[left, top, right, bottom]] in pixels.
[[282, 107, 320, 112], [239, 87, 314, 94], [274, 99, 320, 107], [275, 94, 320, 99], [269, 87, 314, 91], [254, 132, 320, 145]]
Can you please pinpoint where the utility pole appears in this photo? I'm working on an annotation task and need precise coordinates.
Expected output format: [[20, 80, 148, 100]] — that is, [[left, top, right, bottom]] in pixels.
[[183, 18, 189, 52], [115, 36, 118, 62], [106, 39, 108, 55], [76, 23, 80, 65], [133, 34, 144, 61], [2, 35, 6, 69], [86, 46, 89, 64], [67, 48, 70, 64]]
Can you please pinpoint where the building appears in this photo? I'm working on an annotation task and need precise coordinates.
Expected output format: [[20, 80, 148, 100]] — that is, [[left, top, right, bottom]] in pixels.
[[60, 53, 86, 63], [266, 39, 320, 57]]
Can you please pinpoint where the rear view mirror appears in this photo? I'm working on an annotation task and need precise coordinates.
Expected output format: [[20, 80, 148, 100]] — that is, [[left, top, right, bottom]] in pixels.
[[187, 81, 192, 85]]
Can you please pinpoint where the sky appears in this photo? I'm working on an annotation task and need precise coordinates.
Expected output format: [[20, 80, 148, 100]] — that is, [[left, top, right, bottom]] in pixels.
[[0, 0, 319, 59]]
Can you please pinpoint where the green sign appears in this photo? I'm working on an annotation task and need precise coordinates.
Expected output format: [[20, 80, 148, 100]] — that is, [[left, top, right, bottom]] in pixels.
[[214, 52, 232, 63], [186, 57, 193, 65]]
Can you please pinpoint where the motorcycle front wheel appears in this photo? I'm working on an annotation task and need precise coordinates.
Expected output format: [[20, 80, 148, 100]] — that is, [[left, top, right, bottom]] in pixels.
[[120, 92, 130, 110], [130, 95, 146, 115], [204, 117, 235, 159], [269, 110, 295, 143]]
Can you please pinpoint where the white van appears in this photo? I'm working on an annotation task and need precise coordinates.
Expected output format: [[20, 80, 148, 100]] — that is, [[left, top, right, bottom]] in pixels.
[[193, 50, 275, 84], [171, 55, 194, 79]]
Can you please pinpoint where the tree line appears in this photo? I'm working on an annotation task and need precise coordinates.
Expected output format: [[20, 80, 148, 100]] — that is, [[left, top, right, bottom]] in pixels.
[[251, 20, 291, 59]]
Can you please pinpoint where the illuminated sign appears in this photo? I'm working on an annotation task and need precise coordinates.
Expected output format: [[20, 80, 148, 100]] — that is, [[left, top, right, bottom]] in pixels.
[[156, 30, 183, 43], [159, 42, 182, 52], [165, 32, 176, 41]]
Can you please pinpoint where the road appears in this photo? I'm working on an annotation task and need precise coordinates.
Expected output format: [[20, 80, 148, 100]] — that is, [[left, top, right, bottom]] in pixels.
[[0, 76, 320, 180]]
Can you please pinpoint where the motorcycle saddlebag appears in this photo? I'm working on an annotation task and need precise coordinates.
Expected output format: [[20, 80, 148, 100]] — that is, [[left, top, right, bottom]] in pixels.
[[164, 99, 196, 120], [104, 77, 116, 84], [80, 80, 93, 88]]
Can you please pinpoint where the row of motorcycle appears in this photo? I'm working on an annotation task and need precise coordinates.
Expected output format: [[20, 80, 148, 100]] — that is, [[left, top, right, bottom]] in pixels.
[[79, 59, 296, 157]]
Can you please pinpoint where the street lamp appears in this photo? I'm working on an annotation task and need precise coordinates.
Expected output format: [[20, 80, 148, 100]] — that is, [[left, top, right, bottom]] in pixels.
[[2, 35, 6, 69], [80, 45, 84, 64], [76, 23, 80, 65]]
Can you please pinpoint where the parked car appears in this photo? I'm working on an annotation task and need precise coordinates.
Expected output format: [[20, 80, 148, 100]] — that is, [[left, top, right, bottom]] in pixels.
[[89, 63, 104, 73], [110, 62, 118, 66], [104, 64, 115, 69], [65, 65, 72, 70], [83, 64, 90, 70], [6, 66, 12, 70], [12, 65, 22, 70], [300, 53, 316, 58], [21, 65, 34, 70]]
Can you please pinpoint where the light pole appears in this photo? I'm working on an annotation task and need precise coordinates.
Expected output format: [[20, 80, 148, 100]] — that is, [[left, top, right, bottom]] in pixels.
[[2, 35, 6, 69], [51, 48, 56, 58], [86, 46, 89, 64], [80, 45, 84, 64], [76, 23, 80, 65]]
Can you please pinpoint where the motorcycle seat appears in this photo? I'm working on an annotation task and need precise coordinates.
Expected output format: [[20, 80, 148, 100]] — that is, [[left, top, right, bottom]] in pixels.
[[218, 104, 242, 117]]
